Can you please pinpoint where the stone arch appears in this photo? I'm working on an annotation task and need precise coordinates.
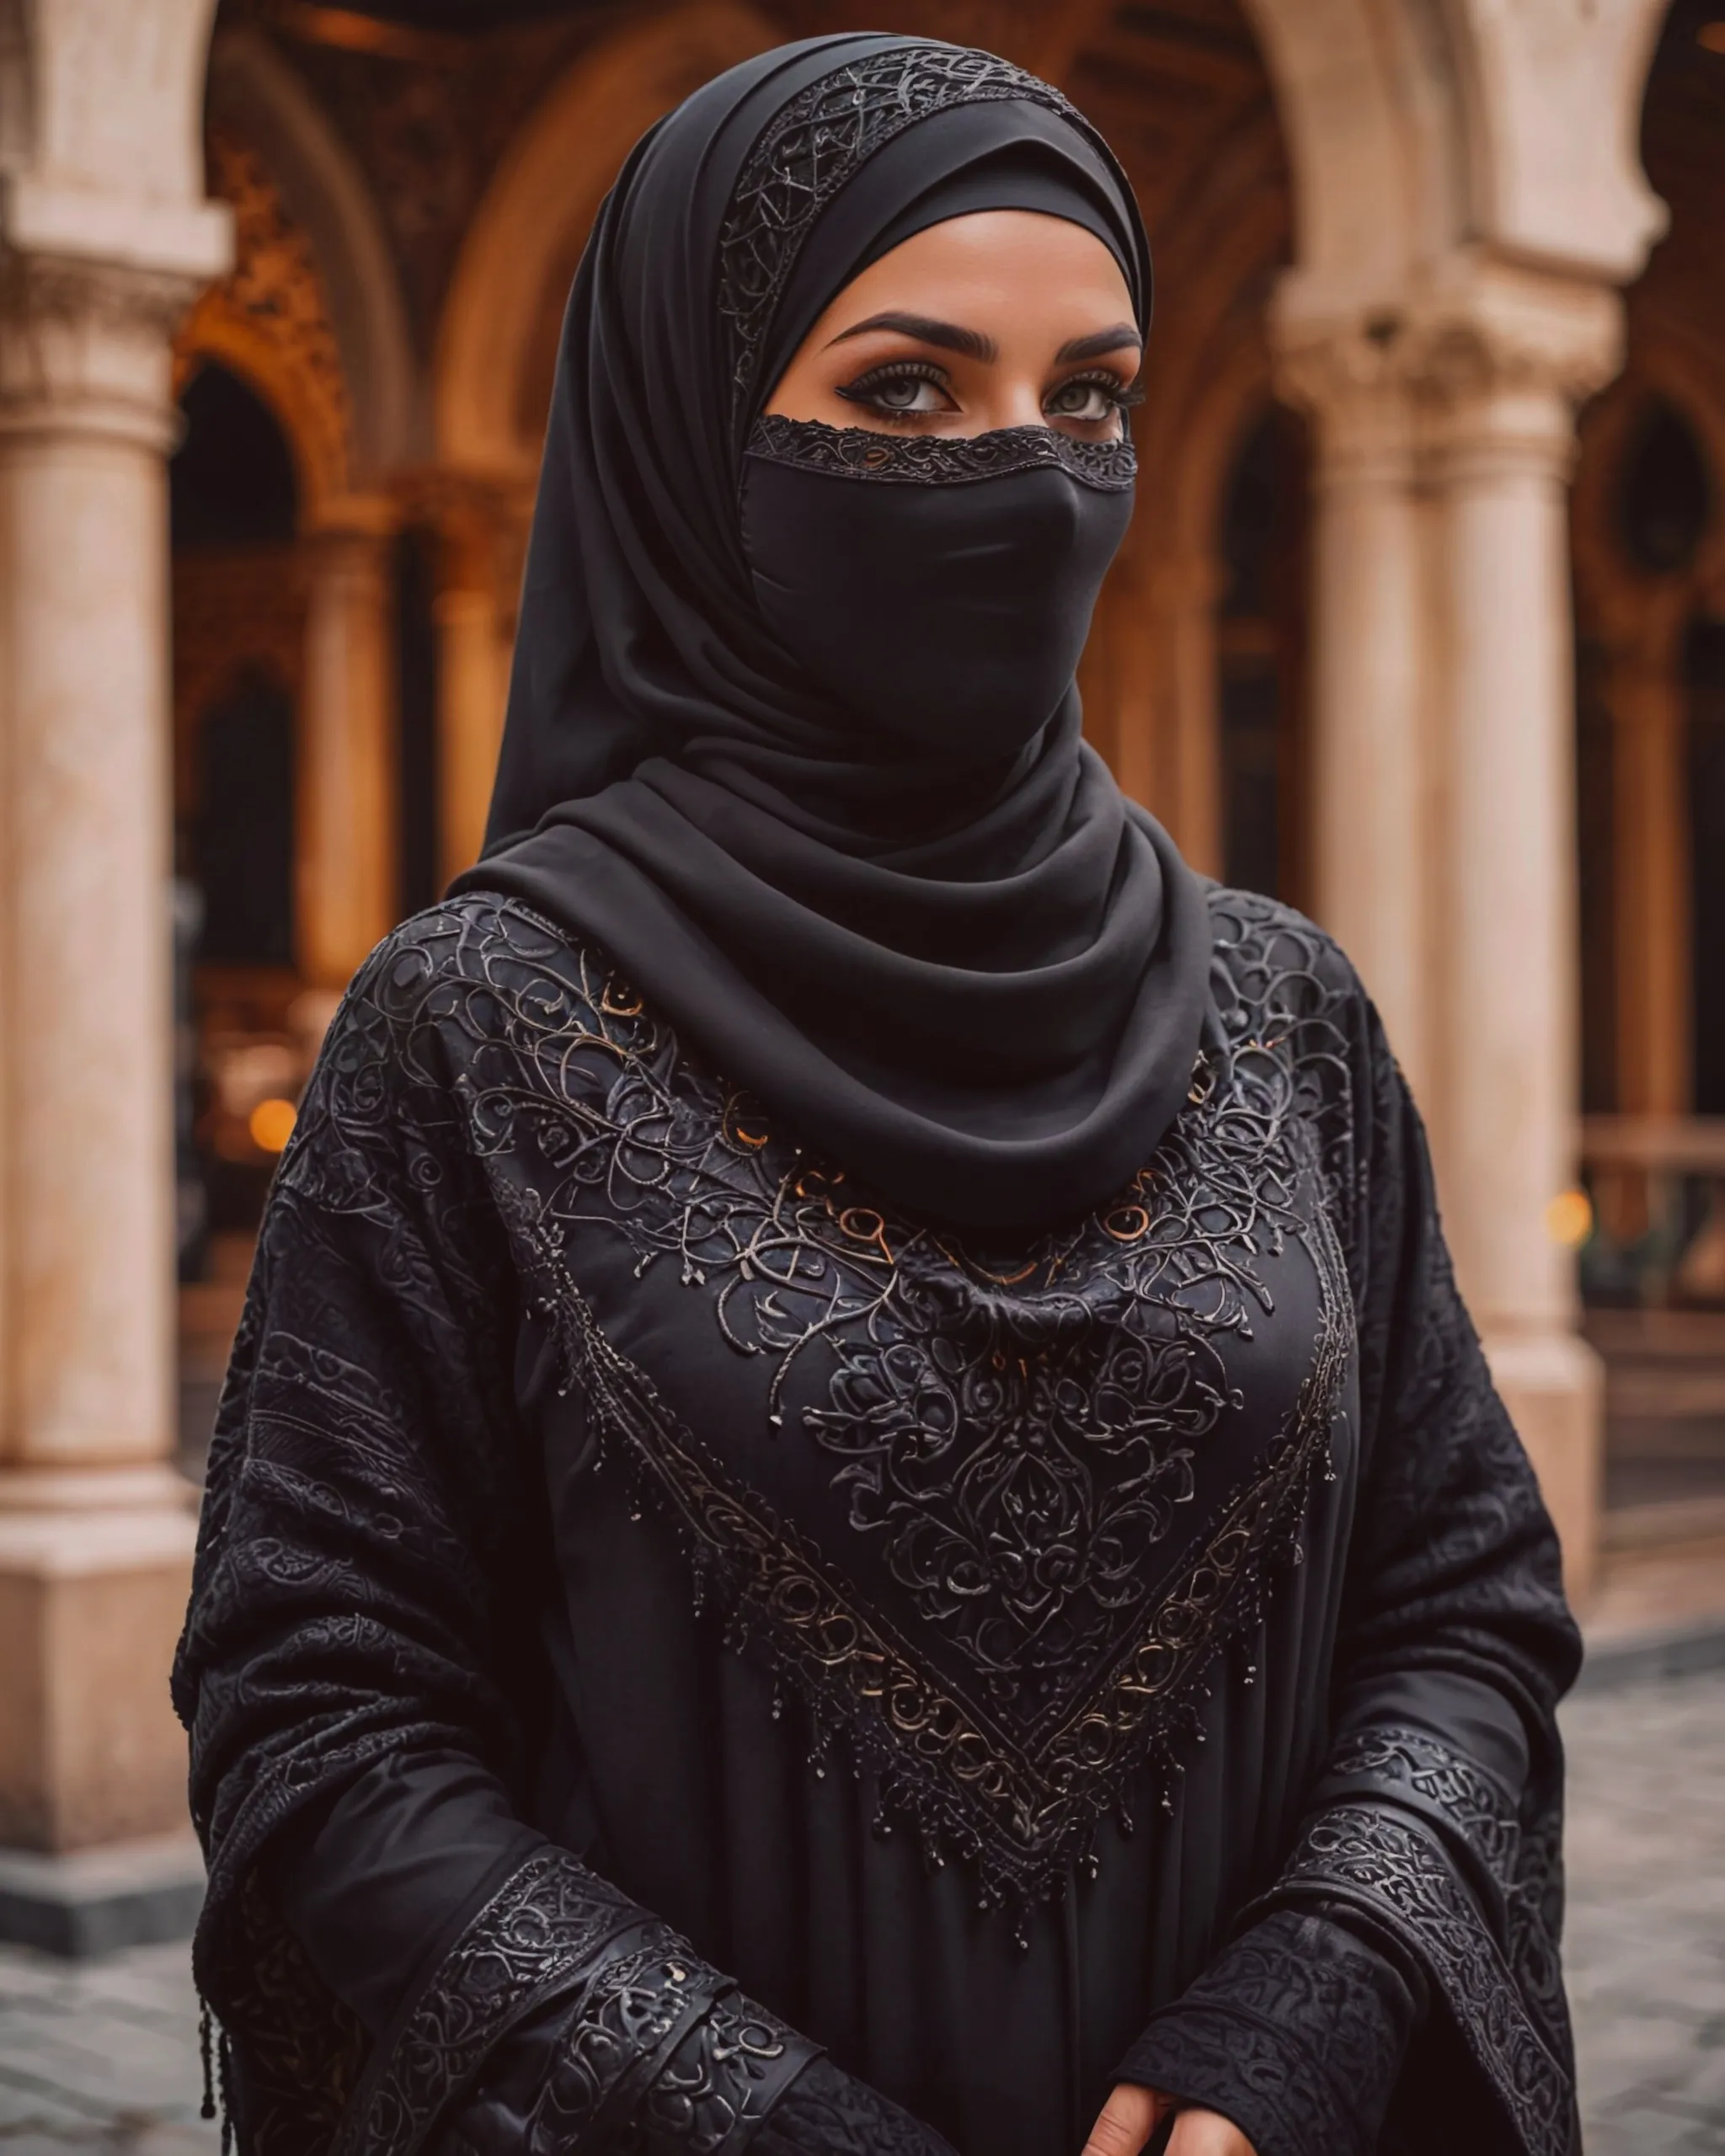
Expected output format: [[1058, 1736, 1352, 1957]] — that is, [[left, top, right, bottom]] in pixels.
[[1103, 151, 1292, 867], [1060, 0, 1298, 868], [1439, 0, 1669, 282], [202, 24, 419, 487], [174, 125, 352, 522], [1236, 0, 1667, 325], [1239, 0, 1448, 313], [1575, 360, 1725, 626], [1570, 346, 1725, 1130], [435, 0, 775, 481]]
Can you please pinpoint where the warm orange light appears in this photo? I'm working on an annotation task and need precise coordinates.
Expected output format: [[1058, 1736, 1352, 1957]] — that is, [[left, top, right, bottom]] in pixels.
[[268, 0, 464, 63], [249, 1097, 297, 1155], [1545, 1188, 1594, 1250], [1699, 19, 1725, 51]]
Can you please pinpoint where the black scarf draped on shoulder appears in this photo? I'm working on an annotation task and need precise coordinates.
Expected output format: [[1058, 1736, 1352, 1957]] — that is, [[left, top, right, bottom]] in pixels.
[[455, 35, 1212, 1230]]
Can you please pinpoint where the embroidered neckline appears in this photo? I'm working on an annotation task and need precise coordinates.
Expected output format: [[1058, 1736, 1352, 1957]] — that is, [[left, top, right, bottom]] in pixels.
[[389, 894, 1357, 1906]]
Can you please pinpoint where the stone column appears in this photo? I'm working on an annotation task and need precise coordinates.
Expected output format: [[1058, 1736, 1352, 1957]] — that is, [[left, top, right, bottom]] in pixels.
[[0, 244, 227, 1852], [1608, 615, 1691, 1117], [1277, 335, 1431, 1101], [433, 482, 515, 888], [1135, 552, 1223, 878], [299, 510, 399, 994], [1420, 275, 1623, 1598]]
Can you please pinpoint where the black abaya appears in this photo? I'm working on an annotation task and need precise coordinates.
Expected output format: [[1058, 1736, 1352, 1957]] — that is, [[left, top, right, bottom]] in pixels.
[[174, 887, 1579, 2156], [173, 32, 1582, 2156]]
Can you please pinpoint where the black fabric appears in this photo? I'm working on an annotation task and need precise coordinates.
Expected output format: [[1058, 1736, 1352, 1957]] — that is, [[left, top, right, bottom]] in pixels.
[[273, 1751, 546, 2038], [842, 138, 1134, 298], [760, 99, 1144, 392], [454, 35, 1210, 1232], [437, 2019, 952, 2156], [740, 444, 1135, 755], [174, 885, 1583, 2156], [1117, 1908, 1427, 2156]]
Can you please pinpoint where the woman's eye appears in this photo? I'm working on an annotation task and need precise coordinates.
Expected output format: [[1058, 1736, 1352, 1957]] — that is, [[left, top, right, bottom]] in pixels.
[[875, 376, 942, 411], [1045, 375, 1125, 424], [836, 363, 956, 420]]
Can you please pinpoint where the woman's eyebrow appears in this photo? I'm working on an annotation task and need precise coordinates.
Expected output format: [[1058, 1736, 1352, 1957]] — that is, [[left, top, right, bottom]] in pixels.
[[826, 311, 999, 361], [1055, 324, 1142, 364]]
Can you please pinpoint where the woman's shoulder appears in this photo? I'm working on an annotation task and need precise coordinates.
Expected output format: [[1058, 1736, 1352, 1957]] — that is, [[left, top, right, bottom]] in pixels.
[[1199, 880, 1372, 1035], [344, 891, 627, 1031], [312, 891, 650, 1113]]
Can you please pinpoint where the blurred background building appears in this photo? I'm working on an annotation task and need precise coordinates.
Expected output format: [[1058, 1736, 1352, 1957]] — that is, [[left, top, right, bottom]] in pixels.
[[0, 0, 1718, 1894]]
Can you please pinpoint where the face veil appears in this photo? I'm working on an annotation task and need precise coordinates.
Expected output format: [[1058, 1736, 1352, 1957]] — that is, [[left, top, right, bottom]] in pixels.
[[455, 35, 1214, 1231]]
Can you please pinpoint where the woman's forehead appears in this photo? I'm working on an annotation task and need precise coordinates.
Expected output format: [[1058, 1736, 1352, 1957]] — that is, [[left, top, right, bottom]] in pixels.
[[813, 215, 1135, 329]]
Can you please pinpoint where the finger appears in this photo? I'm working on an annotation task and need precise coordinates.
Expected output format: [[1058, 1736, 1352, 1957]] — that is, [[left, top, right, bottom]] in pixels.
[[1081, 2083, 1167, 2156], [1166, 2105, 1258, 2156]]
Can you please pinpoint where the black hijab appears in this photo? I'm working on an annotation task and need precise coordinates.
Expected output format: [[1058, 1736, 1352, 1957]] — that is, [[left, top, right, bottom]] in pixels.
[[457, 35, 1212, 1230]]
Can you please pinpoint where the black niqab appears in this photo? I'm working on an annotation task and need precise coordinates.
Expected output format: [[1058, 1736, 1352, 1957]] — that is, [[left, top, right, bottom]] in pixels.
[[456, 35, 1212, 1230]]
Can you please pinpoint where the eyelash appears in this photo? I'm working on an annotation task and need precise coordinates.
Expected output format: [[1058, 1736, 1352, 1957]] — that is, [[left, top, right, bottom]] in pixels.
[[834, 358, 1146, 428], [1053, 369, 1146, 420], [835, 359, 953, 424]]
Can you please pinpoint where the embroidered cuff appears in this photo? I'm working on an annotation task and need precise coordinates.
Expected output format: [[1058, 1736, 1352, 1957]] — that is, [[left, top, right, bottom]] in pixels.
[[1250, 1802, 1576, 2156], [752, 2055, 959, 2156], [1115, 1909, 1420, 2156]]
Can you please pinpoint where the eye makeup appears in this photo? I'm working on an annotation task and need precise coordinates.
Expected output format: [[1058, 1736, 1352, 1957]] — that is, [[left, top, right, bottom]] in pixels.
[[835, 359, 960, 423], [834, 354, 1143, 432]]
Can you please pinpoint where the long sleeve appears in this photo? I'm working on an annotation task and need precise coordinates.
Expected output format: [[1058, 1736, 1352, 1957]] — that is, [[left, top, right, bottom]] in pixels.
[[1117, 997, 1582, 2156], [171, 940, 953, 2156]]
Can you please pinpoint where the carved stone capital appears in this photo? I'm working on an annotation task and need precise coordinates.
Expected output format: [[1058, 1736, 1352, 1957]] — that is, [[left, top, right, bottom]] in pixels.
[[1410, 279, 1621, 487], [1274, 325, 1422, 487], [1274, 259, 1626, 490], [0, 248, 215, 451], [1407, 264, 1623, 427]]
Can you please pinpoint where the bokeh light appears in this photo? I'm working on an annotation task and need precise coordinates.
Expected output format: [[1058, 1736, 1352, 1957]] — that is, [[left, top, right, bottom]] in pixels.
[[1545, 1187, 1594, 1249], [248, 1097, 297, 1154]]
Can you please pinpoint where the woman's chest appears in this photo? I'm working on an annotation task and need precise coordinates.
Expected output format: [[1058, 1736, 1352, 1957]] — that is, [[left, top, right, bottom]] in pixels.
[[490, 1006, 1359, 1897]]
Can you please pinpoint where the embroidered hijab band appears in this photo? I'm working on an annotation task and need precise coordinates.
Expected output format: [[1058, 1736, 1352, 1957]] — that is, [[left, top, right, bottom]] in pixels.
[[458, 35, 1213, 1230]]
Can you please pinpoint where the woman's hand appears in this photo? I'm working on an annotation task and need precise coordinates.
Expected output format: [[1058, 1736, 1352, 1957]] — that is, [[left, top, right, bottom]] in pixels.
[[1081, 2083, 1258, 2156]]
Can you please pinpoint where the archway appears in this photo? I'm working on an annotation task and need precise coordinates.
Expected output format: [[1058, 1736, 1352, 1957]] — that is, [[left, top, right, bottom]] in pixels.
[[1213, 402, 1312, 905], [169, 99, 406, 1285], [1066, 0, 1668, 1584], [425, 0, 777, 878], [1566, 3, 1725, 1556], [1572, 0, 1725, 1133], [204, 24, 419, 485], [1062, 0, 1296, 875], [435, 0, 777, 481], [174, 125, 350, 520]]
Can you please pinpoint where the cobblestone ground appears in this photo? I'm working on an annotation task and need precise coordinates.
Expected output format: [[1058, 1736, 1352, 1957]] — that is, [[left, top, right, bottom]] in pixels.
[[1566, 1670, 1725, 2153], [0, 1940, 216, 2152], [0, 1670, 1717, 2152]]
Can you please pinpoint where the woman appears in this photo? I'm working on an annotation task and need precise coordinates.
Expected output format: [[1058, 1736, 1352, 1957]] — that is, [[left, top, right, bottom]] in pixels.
[[174, 33, 1581, 2156]]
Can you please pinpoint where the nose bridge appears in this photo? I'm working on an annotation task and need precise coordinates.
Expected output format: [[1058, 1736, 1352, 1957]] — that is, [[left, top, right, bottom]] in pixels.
[[948, 468, 1083, 582], [997, 376, 1052, 432], [1017, 463, 1086, 552]]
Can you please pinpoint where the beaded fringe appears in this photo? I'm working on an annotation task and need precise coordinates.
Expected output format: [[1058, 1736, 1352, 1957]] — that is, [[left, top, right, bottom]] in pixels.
[[199, 1995, 235, 2154]]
